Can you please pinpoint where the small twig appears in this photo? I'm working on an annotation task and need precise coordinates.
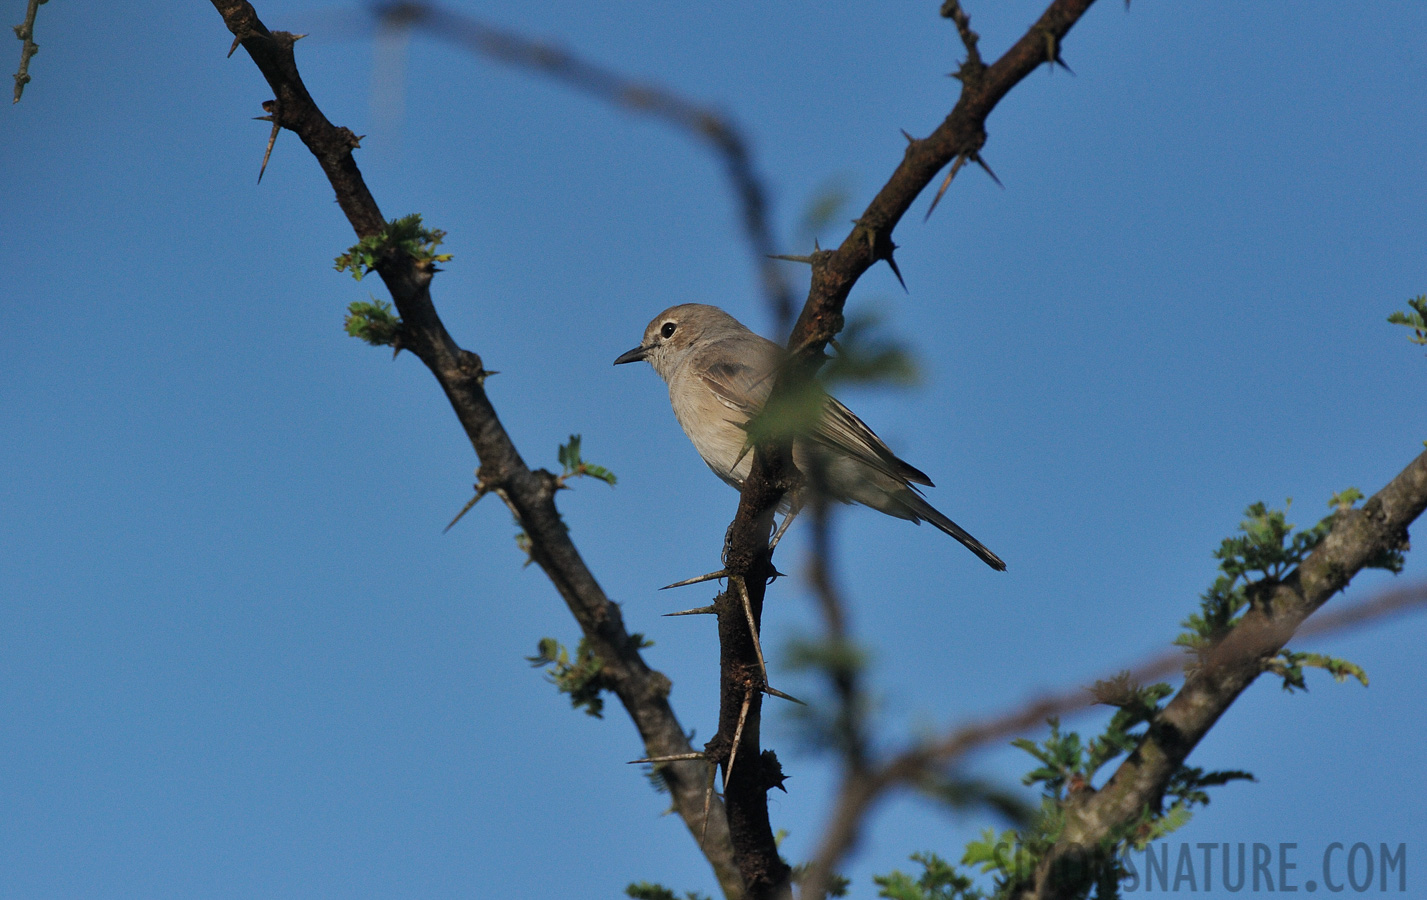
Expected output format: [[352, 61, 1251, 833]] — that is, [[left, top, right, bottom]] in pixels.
[[12, 0, 44, 103], [940, 0, 984, 79]]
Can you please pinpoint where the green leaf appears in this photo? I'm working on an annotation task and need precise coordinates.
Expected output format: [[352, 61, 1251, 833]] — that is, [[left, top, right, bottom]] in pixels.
[[556, 435, 618, 487], [822, 310, 920, 389], [873, 851, 986, 900], [334, 213, 454, 282], [527, 636, 609, 717], [1267, 648, 1369, 691]]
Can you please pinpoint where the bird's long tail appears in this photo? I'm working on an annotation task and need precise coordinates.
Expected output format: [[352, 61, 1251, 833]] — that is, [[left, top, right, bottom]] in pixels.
[[903, 493, 1006, 571]]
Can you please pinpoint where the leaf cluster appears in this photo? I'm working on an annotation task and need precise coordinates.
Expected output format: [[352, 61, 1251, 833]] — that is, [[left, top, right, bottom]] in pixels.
[[1011, 682, 1171, 803], [926, 680, 1251, 900], [343, 298, 402, 347], [1387, 295, 1427, 347], [1266, 649, 1369, 693], [1176, 491, 1401, 656], [624, 883, 712, 900], [527, 635, 648, 718], [874, 851, 985, 900], [334, 213, 453, 282], [556, 434, 617, 487]]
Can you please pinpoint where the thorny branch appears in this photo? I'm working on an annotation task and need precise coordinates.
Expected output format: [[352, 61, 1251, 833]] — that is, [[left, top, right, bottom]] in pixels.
[[1013, 450, 1427, 900], [713, 2, 1101, 896], [798, 571, 1427, 899], [205, 2, 743, 897], [370, 1, 798, 332]]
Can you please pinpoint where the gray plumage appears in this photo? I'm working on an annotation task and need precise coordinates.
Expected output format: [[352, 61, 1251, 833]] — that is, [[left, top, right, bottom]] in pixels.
[[614, 303, 1005, 571]]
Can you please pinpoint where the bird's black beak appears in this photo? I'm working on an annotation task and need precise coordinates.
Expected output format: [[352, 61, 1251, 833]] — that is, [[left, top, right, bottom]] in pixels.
[[613, 345, 650, 366]]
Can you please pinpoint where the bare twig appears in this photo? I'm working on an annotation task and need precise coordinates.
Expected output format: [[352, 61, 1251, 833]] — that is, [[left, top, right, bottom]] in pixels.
[[12, 0, 44, 103], [941, 0, 984, 79], [206, 3, 742, 896], [370, 1, 798, 332]]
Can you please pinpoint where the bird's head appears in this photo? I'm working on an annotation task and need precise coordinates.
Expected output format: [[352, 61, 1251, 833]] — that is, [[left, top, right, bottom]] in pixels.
[[613, 303, 746, 381]]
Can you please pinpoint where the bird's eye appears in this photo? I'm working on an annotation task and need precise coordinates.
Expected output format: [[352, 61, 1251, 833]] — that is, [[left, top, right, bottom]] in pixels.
[[661, 322, 677, 339]]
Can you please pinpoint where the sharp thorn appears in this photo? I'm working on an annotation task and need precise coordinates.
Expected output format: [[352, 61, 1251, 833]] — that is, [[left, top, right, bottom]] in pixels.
[[628, 752, 706, 764], [769, 253, 815, 265], [763, 685, 808, 706], [734, 577, 769, 684], [257, 119, 280, 184], [724, 688, 753, 791], [664, 605, 718, 617], [660, 570, 727, 590], [923, 154, 967, 221], [443, 487, 488, 533], [972, 152, 1003, 188], [885, 252, 907, 293], [228, 34, 243, 58], [900, 128, 916, 144], [699, 763, 717, 848], [1054, 55, 1075, 75], [731, 438, 753, 472]]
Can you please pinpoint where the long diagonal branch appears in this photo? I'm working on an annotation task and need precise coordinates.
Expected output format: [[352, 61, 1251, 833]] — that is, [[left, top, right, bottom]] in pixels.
[[799, 568, 1427, 898], [1015, 449, 1427, 899], [206, 3, 742, 896]]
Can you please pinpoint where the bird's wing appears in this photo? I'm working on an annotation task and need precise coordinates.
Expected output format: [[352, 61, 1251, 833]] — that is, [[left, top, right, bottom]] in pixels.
[[694, 337, 779, 421], [810, 396, 935, 487], [695, 337, 934, 489]]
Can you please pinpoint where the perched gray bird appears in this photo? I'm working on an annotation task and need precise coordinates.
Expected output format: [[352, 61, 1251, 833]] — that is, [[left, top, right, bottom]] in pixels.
[[614, 303, 1006, 570]]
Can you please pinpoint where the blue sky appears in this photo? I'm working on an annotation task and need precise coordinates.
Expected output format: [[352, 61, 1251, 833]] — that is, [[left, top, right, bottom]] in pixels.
[[3, 1, 1424, 897]]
